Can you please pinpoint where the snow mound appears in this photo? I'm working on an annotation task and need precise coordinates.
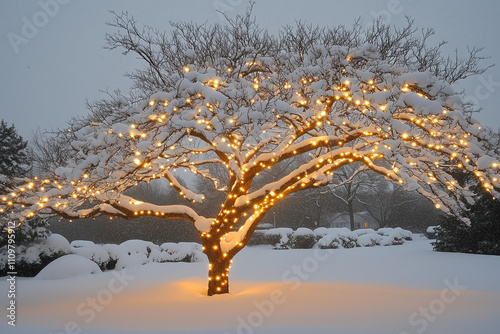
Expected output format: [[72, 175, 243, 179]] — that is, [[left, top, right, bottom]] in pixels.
[[35, 254, 102, 280]]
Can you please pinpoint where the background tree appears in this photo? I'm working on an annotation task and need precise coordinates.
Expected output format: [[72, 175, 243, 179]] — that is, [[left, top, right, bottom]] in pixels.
[[362, 179, 416, 228], [30, 129, 73, 178], [0, 120, 49, 247], [1, 10, 499, 296]]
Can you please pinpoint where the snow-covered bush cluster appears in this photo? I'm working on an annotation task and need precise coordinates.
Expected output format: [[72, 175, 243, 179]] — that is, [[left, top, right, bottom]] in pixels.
[[71, 239, 204, 270], [0, 234, 204, 276], [249, 227, 413, 249], [1, 227, 413, 277]]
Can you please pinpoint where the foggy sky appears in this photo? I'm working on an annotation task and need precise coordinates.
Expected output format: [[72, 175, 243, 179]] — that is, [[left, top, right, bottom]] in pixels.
[[1, 0, 499, 140]]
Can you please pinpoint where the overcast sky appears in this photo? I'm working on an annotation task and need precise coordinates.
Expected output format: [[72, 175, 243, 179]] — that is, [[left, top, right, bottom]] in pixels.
[[1, 0, 499, 140]]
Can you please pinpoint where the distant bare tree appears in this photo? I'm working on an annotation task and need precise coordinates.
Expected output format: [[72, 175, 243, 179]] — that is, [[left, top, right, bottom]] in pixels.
[[325, 163, 373, 230], [362, 181, 416, 228]]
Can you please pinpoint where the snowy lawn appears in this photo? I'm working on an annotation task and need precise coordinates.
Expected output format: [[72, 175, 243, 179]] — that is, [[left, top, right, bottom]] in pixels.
[[1, 235, 499, 334]]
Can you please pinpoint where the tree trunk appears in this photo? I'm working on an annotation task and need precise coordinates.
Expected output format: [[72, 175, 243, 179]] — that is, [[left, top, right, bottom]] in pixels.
[[204, 242, 232, 296], [348, 200, 355, 231]]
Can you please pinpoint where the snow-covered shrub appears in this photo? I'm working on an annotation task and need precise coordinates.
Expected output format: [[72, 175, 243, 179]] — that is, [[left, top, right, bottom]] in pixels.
[[159, 242, 204, 262], [336, 228, 358, 248], [101, 243, 127, 270], [120, 239, 160, 256], [39, 233, 71, 254], [313, 227, 329, 241], [95, 241, 204, 270], [317, 233, 341, 249], [376, 227, 413, 246], [394, 227, 413, 241], [354, 229, 377, 237], [114, 240, 161, 269], [0, 235, 207, 276], [265, 228, 293, 249], [289, 228, 316, 249], [356, 233, 383, 247], [316, 228, 365, 249], [247, 230, 268, 246], [377, 228, 404, 246]]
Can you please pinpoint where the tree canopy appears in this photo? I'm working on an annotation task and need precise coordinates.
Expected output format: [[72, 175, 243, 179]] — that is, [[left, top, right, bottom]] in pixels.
[[1, 10, 499, 295]]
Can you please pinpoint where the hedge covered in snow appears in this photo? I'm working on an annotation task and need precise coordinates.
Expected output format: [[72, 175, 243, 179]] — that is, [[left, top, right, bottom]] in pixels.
[[0, 234, 204, 277], [248, 227, 413, 249]]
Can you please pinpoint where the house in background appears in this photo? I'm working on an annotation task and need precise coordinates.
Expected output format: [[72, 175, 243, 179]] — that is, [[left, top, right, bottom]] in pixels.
[[327, 211, 379, 229]]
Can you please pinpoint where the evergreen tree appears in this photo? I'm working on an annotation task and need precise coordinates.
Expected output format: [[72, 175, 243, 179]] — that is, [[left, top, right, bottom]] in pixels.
[[434, 181, 500, 255], [0, 119, 30, 193], [0, 120, 50, 247]]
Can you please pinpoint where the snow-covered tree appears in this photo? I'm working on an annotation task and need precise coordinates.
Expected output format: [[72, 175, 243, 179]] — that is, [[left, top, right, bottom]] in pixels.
[[1, 11, 500, 295]]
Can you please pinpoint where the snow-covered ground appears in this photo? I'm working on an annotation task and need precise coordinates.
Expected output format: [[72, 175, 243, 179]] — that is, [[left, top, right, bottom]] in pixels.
[[1, 236, 499, 334]]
